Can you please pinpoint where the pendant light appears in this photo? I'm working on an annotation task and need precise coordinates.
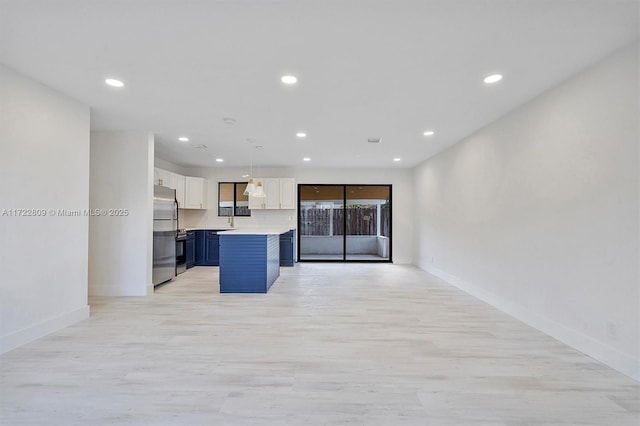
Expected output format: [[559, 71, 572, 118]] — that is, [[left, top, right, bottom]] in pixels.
[[243, 148, 255, 195], [253, 181, 265, 197], [243, 178, 256, 196], [252, 147, 265, 197]]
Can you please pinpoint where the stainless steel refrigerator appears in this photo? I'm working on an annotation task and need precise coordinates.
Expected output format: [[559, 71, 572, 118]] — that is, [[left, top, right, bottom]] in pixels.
[[153, 185, 177, 286]]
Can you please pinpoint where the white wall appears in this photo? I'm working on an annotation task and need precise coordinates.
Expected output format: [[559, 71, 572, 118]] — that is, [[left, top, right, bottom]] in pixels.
[[154, 157, 187, 175], [173, 166, 414, 264], [413, 43, 639, 380], [0, 65, 90, 353], [89, 131, 154, 296]]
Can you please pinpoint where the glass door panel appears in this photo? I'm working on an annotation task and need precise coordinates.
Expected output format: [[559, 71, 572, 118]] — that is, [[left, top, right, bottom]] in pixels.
[[345, 186, 391, 261], [299, 185, 345, 260]]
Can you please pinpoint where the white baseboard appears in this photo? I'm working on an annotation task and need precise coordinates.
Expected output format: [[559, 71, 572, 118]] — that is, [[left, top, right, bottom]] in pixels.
[[89, 283, 150, 296], [423, 264, 639, 382], [0, 305, 90, 354]]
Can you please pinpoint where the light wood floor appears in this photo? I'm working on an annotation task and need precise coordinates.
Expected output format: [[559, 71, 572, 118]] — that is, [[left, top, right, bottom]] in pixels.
[[1, 264, 638, 425]]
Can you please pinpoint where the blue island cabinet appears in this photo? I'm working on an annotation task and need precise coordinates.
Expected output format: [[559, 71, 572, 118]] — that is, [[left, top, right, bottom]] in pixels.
[[219, 233, 280, 293]]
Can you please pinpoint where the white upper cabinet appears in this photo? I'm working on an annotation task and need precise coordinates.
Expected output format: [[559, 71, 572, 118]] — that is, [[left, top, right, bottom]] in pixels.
[[171, 173, 186, 208], [263, 178, 280, 209], [154, 167, 200, 209], [154, 168, 171, 187], [248, 178, 265, 210], [185, 176, 206, 209], [249, 178, 296, 210], [279, 178, 296, 209]]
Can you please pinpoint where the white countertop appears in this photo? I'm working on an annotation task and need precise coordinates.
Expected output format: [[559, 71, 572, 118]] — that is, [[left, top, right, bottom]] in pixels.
[[217, 228, 294, 235], [184, 228, 233, 231]]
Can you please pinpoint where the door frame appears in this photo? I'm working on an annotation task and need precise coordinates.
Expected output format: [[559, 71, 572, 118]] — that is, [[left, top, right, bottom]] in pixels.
[[297, 184, 392, 263]]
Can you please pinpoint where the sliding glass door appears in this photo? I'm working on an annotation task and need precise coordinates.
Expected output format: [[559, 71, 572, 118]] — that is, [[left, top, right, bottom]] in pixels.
[[299, 185, 345, 260], [345, 185, 391, 261], [298, 184, 391, 262]]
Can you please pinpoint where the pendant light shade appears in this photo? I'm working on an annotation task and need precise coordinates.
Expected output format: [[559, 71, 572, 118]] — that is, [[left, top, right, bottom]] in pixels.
[[253, 181, 265, 197], [243, 178, 255, 196]]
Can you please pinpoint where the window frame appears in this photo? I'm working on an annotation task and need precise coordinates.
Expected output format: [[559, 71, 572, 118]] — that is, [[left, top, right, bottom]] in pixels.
[[297, 184, 392, 263], [218, 182, 251, 217]]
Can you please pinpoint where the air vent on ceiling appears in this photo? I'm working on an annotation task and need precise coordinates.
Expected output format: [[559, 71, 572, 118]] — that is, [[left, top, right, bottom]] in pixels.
[[193, 144, 208, 149], [368, 137, 382, 144]]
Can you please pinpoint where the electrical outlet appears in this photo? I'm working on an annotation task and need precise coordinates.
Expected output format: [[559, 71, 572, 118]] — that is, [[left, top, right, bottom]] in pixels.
[[607, 321, 617, 339]]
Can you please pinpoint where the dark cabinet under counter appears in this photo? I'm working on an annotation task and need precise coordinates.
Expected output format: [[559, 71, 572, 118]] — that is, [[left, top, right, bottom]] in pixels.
[[193, 229, 225, 266], [189, 228, 295, 269], [186, 231, 196, 269], [195, 231, 205, 265], [204, 231, 220, 266], [279, 229, 296, 266]]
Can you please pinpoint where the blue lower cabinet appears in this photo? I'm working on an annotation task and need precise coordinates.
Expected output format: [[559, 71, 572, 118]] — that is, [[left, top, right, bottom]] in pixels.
[[192, 229, 292, 269], [195, 230, 205, 265], [194, 230, 222, 266], [186, 231, 196, 268], [204, 231, 220, 266], [219, 234, 280, 293], [279, 229, 296, 266]]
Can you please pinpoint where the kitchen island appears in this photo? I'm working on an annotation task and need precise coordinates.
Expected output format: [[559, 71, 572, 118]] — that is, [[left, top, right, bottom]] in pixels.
[[217, 228, 293, 293]]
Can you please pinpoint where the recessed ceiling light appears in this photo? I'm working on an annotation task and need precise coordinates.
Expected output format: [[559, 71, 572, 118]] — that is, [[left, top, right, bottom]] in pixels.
[[483, 74, 503, 84], [423, 130, 435, 136], [215, 158, 224, 162], [281, 75, 297, 84], [242, 174, 250, 178], [178, 136, 189, 142], [393, 158, 401, 162], [296, 132, 307, 138], [303, 157, 311, 162], [222, 117, 236, 125], [105, 78, 124, 88]]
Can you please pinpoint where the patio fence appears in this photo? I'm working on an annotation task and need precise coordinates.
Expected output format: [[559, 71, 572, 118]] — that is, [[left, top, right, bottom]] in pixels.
[[300, 206, 390, 236]]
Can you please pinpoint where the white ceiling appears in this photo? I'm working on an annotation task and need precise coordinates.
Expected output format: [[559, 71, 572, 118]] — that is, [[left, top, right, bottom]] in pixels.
[[1, 0, 638, 169]]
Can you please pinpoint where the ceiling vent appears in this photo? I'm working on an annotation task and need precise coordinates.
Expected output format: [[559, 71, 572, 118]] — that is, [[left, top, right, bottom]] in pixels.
[[367, 137, 382, 144], [193, 144, 208, 149]]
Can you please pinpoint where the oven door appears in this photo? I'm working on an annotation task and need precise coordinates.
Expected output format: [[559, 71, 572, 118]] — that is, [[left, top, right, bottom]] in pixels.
[[176, 237, 187, 275]]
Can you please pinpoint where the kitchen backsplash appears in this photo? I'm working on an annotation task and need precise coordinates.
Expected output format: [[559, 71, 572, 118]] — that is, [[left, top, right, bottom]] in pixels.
[[179, 208, 296, 230]]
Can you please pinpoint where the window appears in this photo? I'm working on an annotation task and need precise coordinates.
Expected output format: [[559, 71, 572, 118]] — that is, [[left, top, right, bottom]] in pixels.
[[218, 182, 251, 216]]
